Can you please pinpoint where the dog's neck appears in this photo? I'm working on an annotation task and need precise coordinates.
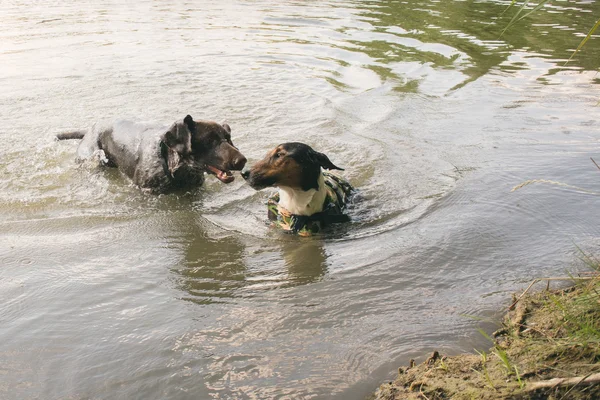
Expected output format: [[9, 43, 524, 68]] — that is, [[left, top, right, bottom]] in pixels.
[[278, 173, 327, 216]]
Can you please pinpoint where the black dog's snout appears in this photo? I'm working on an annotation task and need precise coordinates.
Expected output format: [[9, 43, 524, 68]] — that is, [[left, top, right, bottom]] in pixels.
[[241, 169, 250, 180], [232, 156, 247, 171]]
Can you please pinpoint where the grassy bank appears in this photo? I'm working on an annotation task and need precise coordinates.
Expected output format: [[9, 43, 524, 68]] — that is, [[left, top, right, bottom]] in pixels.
[[374, 271, 600, 399]]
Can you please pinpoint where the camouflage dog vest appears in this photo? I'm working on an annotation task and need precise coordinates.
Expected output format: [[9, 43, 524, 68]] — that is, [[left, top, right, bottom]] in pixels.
[[267, 171, 354, 236]]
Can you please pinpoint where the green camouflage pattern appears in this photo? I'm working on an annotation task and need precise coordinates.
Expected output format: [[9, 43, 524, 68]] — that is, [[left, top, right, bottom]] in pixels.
[[267, 171, 353, 236]]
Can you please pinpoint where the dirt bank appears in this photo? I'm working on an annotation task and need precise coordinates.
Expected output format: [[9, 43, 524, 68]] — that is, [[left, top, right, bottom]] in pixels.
[[373, 276, 600, 399]]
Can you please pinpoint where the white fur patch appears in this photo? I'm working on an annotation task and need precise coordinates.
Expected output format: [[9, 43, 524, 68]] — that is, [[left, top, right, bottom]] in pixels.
[[277, 173, 327, 216]]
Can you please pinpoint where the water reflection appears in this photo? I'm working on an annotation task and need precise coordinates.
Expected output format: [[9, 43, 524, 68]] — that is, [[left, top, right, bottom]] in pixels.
[[330, 0, 600, 94], [170, 214, 331, 303], [170, 220, 247, 305], [280, 239, 328, 285]]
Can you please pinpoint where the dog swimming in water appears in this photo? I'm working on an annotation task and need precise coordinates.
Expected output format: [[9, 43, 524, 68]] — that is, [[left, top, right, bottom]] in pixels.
[[242, 142, 353, 236], [57, 115, 246, 193]]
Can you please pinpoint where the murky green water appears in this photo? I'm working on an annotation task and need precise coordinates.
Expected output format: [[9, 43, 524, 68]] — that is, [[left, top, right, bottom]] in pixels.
[[2, 1, 600, 398]]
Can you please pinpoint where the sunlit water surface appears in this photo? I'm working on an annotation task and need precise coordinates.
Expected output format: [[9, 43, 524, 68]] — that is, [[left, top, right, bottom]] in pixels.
[[2, 1, 600, 399]]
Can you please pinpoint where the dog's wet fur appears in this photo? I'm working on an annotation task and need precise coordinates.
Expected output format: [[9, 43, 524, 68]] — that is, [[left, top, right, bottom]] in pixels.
[[57, 115, 246, 193], [242, 142, 344, 215]]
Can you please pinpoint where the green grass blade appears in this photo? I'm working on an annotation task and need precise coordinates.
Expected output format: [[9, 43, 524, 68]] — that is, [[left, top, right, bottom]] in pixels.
[[501, 0, 552, 37], [565, 18, 600, 66], [514, 365, 525, 389], [477, 328, 494, 342], [493, 347, 512, 374], [500, 0, 531, 37], [460, 314, 494, 323], [514, 0, 551, 23], [501, 0, 519, 17]]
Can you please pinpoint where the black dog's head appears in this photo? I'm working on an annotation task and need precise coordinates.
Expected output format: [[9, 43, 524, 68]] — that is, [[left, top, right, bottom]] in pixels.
[[242, 142, 342, 191], [161, 115, 246, 183]]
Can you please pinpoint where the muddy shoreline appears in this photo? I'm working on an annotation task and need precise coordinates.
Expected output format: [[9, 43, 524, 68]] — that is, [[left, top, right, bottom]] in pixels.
[[372, 277, 600, 399]]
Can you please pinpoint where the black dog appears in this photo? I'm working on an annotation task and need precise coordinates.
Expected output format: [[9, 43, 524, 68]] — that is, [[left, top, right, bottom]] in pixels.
[[57, 115, 246, 193]]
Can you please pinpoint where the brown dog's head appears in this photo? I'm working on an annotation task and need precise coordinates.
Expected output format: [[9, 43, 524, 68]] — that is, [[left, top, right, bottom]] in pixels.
[[242, 142, 342, 191], [161, 115, 246, 183]]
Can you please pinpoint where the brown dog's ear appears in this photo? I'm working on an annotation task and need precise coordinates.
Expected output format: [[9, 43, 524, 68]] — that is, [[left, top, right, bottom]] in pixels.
[[311, 150, 344, 171], [299, 148, 343, 191], [162, 119, 193, 177]]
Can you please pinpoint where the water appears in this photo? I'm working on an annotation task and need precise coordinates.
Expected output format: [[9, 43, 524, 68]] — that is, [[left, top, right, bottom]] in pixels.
[[2, 0, 600, 398]]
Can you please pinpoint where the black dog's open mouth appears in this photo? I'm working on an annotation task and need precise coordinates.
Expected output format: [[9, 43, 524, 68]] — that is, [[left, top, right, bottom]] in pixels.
[[206, 165, 234, 183]]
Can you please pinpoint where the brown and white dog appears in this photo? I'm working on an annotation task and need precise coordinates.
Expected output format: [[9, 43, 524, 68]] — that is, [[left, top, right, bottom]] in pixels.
[[57, 115, 246, 193], [242, 142, 353, 235]]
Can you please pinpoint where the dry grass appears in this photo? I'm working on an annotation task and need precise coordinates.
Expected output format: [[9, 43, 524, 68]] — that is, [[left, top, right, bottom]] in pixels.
[[373, 265, 600, 400]]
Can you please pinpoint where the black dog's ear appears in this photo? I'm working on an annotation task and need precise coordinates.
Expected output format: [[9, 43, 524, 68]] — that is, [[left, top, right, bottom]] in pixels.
[[222, 123, 231, 134], [163, 121, 192, 153], [162, 120, 193, 177], [311, 150, 344, 171], [183, 115, 195, 132]]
